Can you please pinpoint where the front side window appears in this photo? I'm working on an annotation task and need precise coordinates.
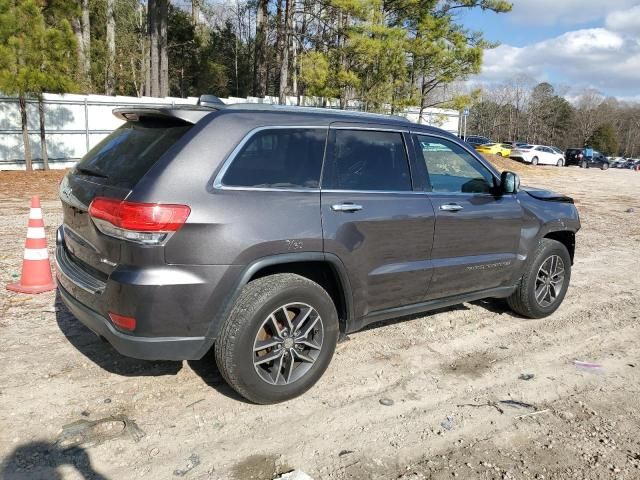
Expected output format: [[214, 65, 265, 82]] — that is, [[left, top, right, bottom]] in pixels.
[[415, 135, 495, 194], [323, 129, 412, 191], [222, 128, 327, 189]]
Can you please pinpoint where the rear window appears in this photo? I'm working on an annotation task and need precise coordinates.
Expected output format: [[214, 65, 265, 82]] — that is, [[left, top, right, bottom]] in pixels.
[[75, 119, 192, 189], [222, 128, 326, 189]]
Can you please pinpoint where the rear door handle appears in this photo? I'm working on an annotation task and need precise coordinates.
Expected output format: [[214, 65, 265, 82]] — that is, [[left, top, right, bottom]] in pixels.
[[439, 203, 464, 212], [331, 203, 363, 212]]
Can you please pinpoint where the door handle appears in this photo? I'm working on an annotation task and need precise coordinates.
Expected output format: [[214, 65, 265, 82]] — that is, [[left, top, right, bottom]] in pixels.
[[331, 203, 363, 212], [439, 203, 464, 212]]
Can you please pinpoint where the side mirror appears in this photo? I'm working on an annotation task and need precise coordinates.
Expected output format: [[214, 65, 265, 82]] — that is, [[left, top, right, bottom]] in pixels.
[[500, 171, 520, 194]]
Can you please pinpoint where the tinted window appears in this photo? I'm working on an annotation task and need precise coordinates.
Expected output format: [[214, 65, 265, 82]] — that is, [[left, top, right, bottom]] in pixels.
[[222, 128, 326, 189], [76, 119, 192, 189], [416, 135, 495, 194], [323, 130, 411, 191]]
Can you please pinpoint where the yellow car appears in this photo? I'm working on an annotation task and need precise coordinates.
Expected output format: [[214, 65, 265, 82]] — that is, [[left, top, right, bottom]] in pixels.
[[475, 143, 512, 157]]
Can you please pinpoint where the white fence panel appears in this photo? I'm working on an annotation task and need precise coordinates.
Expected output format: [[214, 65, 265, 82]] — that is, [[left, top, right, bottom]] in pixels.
[[0, 92, 459, 170]]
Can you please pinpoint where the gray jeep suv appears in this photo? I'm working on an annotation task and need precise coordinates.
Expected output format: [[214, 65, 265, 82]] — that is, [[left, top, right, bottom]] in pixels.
[[56, 104, 580, 403]]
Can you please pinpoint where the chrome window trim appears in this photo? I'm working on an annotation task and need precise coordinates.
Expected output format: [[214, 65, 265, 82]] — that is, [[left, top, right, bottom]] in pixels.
[[329, 126, 408, 133], [212, 125, 329, 192], [321, 189, 427, 195]]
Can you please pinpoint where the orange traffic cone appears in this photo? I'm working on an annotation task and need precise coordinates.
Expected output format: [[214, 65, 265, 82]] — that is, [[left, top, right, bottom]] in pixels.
[[6, 196, 56, 294]]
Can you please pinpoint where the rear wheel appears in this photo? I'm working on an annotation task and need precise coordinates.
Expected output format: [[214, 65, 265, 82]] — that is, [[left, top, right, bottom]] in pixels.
[[215, 273, 339, 404], [496, 152, 503, 157], [601, 162, 609, 170], [507, 239, 571, 319], [581, 160, 588, 168], [531, 156, 539, 165]]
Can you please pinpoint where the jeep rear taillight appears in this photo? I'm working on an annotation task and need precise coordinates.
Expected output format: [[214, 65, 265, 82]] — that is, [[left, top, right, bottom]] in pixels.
[[89, 197, 190, 245]]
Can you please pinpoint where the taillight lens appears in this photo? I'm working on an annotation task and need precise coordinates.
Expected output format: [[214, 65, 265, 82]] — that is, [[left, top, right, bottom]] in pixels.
[[89, 197, 190, 244]]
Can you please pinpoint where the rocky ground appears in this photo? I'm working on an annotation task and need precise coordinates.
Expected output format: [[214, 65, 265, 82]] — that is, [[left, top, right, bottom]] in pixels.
[[0, 161, 639, 480]]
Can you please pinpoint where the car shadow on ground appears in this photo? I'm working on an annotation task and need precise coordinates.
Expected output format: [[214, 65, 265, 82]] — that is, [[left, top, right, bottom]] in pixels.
[[54, 290, 249, 402], [54, 290, 182, 377], [0, 441, 108, 480], [187, 351, 254, 404]]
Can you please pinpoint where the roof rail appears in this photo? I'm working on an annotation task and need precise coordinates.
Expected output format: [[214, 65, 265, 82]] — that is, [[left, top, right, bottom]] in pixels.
[[223, 103, 410, 122]]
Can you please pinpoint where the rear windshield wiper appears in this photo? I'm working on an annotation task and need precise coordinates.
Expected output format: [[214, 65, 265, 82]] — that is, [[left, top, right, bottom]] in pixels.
[[75, 166, 109, 179]]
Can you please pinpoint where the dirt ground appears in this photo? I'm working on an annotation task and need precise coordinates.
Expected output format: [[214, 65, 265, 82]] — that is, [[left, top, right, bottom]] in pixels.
[[1, 160, 639, 480]]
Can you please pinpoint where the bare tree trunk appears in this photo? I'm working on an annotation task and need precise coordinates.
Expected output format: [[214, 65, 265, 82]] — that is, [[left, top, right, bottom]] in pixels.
[[254, 0, 268, 97], [192, 0, 199, 25], [38, 97, 49, 170], [159, 0, 169, 97], [278, 0, 291, 105], [81, 0, 91, 85], [19, 95, 32, 172], [106, 0, 116, 95], [292, 3, 298, 104], [71, 18, 88, 88], [148, 0, 159, 96]]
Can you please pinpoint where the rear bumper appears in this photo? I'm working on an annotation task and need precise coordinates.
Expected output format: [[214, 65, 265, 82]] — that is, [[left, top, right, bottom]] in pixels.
[[58, 283, 207, 360]]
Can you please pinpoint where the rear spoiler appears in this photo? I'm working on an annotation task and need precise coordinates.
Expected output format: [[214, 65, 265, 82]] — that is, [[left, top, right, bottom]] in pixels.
[[112, 106, 221, 125]]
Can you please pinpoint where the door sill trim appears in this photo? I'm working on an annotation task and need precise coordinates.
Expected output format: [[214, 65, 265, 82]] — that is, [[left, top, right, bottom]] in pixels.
[[346, 286, 516, 333]]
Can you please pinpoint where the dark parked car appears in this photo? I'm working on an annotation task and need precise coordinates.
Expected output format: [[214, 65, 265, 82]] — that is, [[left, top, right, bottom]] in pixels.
[[623, 159, 640, 169], [565, 148, 610, 169], [463, 135, 492, 147], [56, 104, 580, 403]]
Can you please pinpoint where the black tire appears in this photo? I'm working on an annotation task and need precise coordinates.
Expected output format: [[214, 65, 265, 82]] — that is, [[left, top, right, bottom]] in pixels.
[[507, 239, 571, 319], [601, 162, 609, 170], [581, 160, 587, 168], [215, 273, 339, 404], [531, 156, 539, 166], [556, 158, 563, 167]]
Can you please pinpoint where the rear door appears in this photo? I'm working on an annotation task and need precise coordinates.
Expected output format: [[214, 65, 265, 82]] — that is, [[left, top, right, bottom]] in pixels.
[[412, 133, 523, 300], [321, 124, 435, 318]]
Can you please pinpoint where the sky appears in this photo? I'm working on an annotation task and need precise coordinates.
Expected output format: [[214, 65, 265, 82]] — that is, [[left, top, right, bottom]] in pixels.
[[458, 0, 640, 101]]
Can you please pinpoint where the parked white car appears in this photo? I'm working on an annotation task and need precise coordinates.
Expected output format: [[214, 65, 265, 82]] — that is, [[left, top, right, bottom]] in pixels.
[[510, 145, 565, 166]]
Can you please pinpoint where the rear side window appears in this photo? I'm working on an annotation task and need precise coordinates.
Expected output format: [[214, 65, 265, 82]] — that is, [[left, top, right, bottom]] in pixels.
[[76, 119, 192, 189], [222, 128, 326, 189], [323, 129, 411, 191]]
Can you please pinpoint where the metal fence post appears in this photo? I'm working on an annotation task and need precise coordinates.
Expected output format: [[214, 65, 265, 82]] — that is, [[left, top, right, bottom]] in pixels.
[[84, 98, 90, 154]]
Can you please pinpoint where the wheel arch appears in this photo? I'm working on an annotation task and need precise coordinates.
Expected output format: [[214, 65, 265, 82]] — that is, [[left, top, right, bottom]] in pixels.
[[201, 253, 354, 352], [247, 254, 353, 332], [543, 230, 575, 264]]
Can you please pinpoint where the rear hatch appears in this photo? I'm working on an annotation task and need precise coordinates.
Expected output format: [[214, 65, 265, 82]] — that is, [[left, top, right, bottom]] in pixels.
[[59, 115, 195, 277]]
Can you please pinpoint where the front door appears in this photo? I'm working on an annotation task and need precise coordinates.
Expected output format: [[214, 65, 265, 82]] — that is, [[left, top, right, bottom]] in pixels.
[[321, 126, 436, 318], [413, 133, 523, 300]]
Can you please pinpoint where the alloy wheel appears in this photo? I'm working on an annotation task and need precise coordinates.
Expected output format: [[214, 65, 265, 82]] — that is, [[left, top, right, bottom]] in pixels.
[[253, 303, 324, 385], [535, 255, 565, 308]]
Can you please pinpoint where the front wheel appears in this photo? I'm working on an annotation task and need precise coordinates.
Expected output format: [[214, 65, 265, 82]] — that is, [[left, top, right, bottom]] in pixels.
[[556, 158, 563, 167], [215, 273, 339, 404], [507, 239, 572, 318], [601, 162, 609, 170], [581, 160, 587, 168], [531, 156, 539, 165]]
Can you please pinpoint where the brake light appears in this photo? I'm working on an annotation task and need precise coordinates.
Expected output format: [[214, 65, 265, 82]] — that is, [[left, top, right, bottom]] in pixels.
[[89, 197, 190, 244], [109, 312, 136, 331]]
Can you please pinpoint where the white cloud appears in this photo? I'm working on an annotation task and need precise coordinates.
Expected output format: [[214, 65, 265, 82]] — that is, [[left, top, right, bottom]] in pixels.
[[473, 27, 640, 98], [605, 4, 640, 33], [509, 0, 640, 26]]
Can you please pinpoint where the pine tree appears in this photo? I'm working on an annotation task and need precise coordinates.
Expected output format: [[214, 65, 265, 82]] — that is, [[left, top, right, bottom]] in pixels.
[[0, 0, 76, 170]]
